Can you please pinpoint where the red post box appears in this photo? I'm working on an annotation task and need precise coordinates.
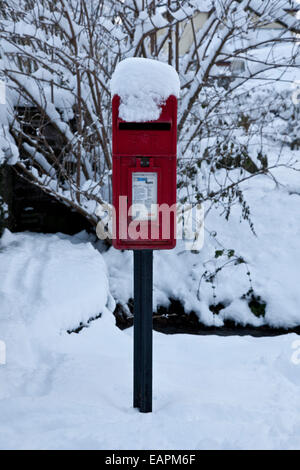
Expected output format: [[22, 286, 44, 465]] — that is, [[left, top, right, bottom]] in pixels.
[[112, 94, 177, 250]]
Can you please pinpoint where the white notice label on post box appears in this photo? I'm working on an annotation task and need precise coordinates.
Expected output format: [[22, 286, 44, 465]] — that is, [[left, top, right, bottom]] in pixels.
[[132, 172, 158, 221]]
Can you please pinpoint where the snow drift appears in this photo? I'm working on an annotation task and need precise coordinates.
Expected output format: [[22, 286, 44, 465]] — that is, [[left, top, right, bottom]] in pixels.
[[0, 231, 114, 337]]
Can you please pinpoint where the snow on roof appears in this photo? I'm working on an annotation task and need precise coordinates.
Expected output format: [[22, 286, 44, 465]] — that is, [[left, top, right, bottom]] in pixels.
[[110, 58, 180, 122]]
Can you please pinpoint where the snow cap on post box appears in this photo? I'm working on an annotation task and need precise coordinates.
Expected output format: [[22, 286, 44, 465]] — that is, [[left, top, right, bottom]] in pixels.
[[110, 58, 180, 122]]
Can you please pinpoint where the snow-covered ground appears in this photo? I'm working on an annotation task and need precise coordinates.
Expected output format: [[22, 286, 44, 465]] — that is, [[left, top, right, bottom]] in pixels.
[[0, 231, 300, 450]]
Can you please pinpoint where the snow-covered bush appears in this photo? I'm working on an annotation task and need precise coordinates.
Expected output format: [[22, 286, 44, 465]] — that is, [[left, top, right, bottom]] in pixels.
[[0, 0, 298, 231]]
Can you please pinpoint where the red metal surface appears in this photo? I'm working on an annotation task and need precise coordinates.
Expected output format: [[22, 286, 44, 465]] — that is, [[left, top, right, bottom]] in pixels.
[[112, 95, 177, 157], [112, 94, 177, 250]]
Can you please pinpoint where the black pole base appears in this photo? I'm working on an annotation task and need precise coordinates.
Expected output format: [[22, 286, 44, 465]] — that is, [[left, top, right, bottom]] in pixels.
[[133, 250, 153, 413]]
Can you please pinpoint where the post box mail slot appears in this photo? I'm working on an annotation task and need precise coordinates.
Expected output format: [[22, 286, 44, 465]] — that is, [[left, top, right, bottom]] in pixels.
[[112, 94, 177, 250], [119, 122, 171, 131]]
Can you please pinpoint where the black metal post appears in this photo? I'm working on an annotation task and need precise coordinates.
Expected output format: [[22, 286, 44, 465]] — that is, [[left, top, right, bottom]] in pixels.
[[133, 250, 142, 409], [133, 250, 153, 413]]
